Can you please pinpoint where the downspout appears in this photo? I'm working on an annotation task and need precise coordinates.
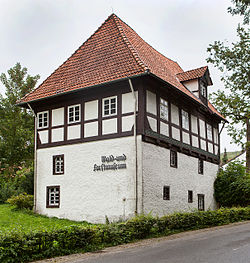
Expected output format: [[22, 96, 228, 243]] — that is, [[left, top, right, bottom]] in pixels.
[[128, 78, 138, 215], [27, 103, 37, 212]]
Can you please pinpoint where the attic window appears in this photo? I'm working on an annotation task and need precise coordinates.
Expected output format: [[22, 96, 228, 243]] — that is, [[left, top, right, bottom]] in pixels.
[[181, 110, 189, 130], [38, 111, 49, 129], [160, 98, 168, 121], [68, 104, 80, 124], [103, 96, 117, 117], [200, 82, 207, 98]]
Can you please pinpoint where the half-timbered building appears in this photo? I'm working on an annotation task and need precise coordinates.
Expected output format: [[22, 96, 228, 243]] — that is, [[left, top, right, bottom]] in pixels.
[[18, 14, 225, 223]]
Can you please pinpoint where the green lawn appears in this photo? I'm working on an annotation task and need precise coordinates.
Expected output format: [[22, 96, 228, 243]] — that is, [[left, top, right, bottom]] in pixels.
[[0, 204, 93, 235]]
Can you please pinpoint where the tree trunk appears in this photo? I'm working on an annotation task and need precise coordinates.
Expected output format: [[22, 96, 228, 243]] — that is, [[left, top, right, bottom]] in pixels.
[[246, 117, 250, 173]]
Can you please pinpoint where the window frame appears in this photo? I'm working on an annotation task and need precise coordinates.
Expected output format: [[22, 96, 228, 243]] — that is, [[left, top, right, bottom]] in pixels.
[[163, 186, 170, 200], [102, 96, 117, 117], [181, 109, 189, 130], [200, 82, 207, 98], [170, 150, 177, 168], [198, 159, 204, 174], [68, 104, 81, 124], [160, 98, 168, 121], [53, 154, 64, 175], [198, 194, 205, 211], [207, 124, 213, 141], [37, 111, 49, 129], [46, 186, 60, 208], [188, 190, 193, 203]]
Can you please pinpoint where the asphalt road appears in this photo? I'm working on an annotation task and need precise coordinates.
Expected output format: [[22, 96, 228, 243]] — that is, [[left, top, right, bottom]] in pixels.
[[67, 222, 250, 263]]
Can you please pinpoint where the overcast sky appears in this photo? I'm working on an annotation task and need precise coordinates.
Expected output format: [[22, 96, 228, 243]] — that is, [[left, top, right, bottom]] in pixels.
[[0, 0, 243, 151]]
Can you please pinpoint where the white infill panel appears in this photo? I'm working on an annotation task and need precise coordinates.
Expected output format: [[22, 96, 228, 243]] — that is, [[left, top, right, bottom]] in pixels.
[[102, 118, 117, 135], [199, 119, 206, 138], [200, 139, 206, 151], [182, 131, 190, 144], [84, 122, 98, 137], [172, 127, 180, 141], [146, 91, 156, 115], [85, 100, 98, 121], [192, 135, 199, 148], [52, 107, 64, 127], [68, 125, 81, 140], [52, 128, 64, 142], [171, 104, 179, 125], [38, 130, 48, 144], [122, 91, 138, 114], [122, 115, 134, 132], [191, 115, 198, 134], [147, 116, 157, 132], [160, 122, 169, 137]]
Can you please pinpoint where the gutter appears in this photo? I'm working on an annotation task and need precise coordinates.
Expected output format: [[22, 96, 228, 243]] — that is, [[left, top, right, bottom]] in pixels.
[[128, 78, 138, 215], [27, 103, 38, 213]]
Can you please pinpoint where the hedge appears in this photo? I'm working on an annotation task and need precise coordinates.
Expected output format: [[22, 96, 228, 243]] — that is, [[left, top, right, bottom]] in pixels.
[[0, 207, 249, 263]]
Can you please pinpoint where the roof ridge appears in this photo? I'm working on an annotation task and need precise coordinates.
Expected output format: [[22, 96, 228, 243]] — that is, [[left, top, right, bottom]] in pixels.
[[176, 66, 208, 76], [112, 14, 149, 73]]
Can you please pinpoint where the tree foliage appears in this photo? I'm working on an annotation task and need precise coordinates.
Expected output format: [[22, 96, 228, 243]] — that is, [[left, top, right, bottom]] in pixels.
[[228, 0, 250, 24], [214, 161, 250, 207], [0, 63, 39, 174]]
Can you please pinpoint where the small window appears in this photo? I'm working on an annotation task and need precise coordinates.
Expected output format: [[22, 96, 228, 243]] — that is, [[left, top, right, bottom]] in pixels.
[[38, 111, 49, 129], [198, 194, 205, 211], [188, 190, 193, 203], [170, 150, 177, 168], [198, 159, 204, 174], [200, 82, 207, 98], [103, 96, 117, 117], [53, 155, 64, 175], [207, 124, 213, 141], [182, 110, 189, 130], [163, 186, 170, 200], [160, 98, 168, 121], [46, 186, 60, 208], [68, 104, 80, 123]]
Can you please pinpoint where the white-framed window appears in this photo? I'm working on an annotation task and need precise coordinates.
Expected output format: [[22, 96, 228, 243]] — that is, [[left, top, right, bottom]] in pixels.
[[103, 96, 117, 117], [38, 111, 49, 129], [160, 98, 168, 121], [46, 186, 60, 208], [200, 82, 207, 98], [68, 104, 80, 123], [53, 155, 64, 175], [182, 110, 189, 130], [207, 124, 213, 141]]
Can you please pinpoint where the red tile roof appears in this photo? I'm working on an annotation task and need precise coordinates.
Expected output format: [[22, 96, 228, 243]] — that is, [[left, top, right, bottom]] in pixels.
[[18, 14, 224, 120], [176, 66, 208, 82]]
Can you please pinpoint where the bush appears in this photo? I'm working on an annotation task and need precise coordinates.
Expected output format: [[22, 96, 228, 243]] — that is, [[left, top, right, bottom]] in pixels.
[[0, 207, 249, 263], [7, 193, 33, 210], [214, 161, 250, 207]]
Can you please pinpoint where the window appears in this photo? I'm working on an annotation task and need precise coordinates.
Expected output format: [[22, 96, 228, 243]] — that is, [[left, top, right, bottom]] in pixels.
[[46, 186, 60, 208], [68, 104, 80, 123], [182, 110, 189, 130], [200, 82, 207, 98], [163, 186, 170, 200], [198, 194, 205, 211], [198, 159, 204, 174], [53, 155, 64, 175], [160, 98, 168, 121], [207, 124, 213, 141], [103, 96, 117, 117], [170, 150, 177, 168], [188, 190, 193, 203], [38, 111, 49, 129]]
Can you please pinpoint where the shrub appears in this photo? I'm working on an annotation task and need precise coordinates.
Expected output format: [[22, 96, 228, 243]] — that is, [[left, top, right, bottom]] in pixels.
[[7, 193, 33, 210]]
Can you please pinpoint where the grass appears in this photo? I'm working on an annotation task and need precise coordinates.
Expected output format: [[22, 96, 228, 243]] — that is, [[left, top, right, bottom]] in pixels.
[[0, 204, 93, 235]]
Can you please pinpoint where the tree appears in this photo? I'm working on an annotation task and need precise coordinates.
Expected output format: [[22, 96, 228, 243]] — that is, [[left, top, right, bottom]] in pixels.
[[207, 0, 250, 171], [228, 0, 250, 24], [0, 63, 40, 175]]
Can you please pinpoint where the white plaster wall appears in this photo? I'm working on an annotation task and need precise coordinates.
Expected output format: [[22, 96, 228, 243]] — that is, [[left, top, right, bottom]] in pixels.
[[84, 122, 98, 137], [191, 115, 198, 134], [51, 128, 64, 142], [200, 139, 206, 151], [52, 108, 64, 127], [142, 142, 218, 216], [183, 79, 198, 93], [146, 91, 156, 115], [147, 116, 157, 132], [160, 122, 169, 137], [172, 127, 180, 141], [38, 130, 48, 144], [171, 104, 179, 125], [68, 125, 81, 140], [102, 118, 117, 135], [36, 136, 143, 223], [122, 91, 138, 114], [199, 119, 206, 138], [192, 135, 199, 148], [122, 115, 134, 132], [182, 131, 190, 144], [85, 100, 98, 120]]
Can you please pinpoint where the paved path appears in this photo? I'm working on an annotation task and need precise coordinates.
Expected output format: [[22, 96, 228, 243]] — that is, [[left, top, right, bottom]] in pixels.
[[35, 221, 250, 263]]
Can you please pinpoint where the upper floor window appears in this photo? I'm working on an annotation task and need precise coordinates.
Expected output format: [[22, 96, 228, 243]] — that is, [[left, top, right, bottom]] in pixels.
[[200, 82, 207, 98], [163, 186, 170, 200], [68, 104, 80, 124], [53, 155, 64, 175], [182, 110, 189, 130], [38, 111, 49, 129], [160, 98, 168, 121], [207, 124, 213, 141], [170, 150, 177, 168], [103, 96, 117, 117], [198, 159, 204, 174], [46, 186, 60, 208]]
